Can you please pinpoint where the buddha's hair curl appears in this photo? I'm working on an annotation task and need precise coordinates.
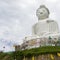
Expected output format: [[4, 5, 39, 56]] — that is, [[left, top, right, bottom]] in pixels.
[[36, 5, 50, 14]]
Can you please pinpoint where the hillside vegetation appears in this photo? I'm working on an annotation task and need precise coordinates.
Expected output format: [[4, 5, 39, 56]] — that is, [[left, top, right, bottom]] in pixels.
[[0, 46, 60, 60]]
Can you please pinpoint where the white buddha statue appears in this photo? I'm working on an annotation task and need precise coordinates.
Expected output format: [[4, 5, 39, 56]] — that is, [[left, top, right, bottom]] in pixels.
[[32, 5, 59, 36], [21, 5, 60, 50]]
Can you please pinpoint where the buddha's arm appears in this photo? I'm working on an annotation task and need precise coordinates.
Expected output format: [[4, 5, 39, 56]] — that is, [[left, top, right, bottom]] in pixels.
[[32, 25, 36, 35]]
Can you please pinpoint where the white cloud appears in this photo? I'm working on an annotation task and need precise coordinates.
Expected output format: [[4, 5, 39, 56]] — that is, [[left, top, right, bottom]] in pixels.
[[46, 0, 57, 3]]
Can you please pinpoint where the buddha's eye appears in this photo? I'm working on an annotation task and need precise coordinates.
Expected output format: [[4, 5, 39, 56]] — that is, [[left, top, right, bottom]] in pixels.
[[43, 10, 45, 12]]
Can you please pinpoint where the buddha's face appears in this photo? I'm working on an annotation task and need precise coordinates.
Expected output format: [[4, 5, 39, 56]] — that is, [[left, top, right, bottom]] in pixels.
[[36, 7, 49, 20]]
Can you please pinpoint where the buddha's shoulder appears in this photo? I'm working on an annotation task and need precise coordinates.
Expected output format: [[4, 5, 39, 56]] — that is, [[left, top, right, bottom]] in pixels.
[[32, 19, 58, 28]]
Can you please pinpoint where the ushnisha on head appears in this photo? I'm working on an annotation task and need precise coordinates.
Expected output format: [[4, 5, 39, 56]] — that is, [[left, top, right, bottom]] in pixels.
[[36, 5, 50, 20]]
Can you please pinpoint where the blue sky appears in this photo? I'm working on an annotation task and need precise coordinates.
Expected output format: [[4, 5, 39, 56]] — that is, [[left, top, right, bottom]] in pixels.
[[0, 0, 60, 52]]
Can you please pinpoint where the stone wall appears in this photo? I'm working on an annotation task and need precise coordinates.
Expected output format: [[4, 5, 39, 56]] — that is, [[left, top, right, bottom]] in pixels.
[[23, 54, 60, 60]]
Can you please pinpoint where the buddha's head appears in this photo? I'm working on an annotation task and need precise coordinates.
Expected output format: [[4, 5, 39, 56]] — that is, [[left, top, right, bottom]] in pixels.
[[36, 5, 50, 20]]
